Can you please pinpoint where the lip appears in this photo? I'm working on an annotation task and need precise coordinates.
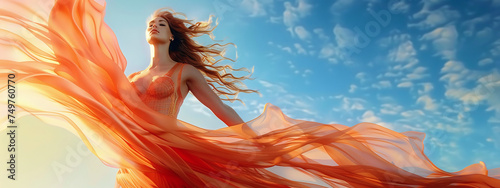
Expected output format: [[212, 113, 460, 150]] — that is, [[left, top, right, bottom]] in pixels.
[[150, 29, 159, 34]]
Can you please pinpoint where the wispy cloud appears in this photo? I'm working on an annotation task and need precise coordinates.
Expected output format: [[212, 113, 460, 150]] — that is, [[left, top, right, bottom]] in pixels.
[[360, 110, 393, 129], [418, 82, 434, 95], [240, 0, 270, 17], [461, 15, 490, 37], [283, 0, 312, 35], [294, 26, 311, 41], [330, 0, 355, 15], [380, 103, 403, 115], [397, 81, 413, 88], [341, 97, 366, 112], [372, 80, 392, 89], [258, 80, 288, 94], [313, 28, 329, 40], [355, 72, 367, 83], [387, 40, 417, 63], [333, 24, 356, 50], [349, 84, 357, 93], [478, 58, 493, 66], [389, 0, 410, 14], [401, 109, 425, 118], [417, 95, 438, 111], [294, 43, 307, 54], [404, 66, 429, 81], [440, 60, 500, 122], [420, 25, 458, 60], [409, 4, 460, 30]]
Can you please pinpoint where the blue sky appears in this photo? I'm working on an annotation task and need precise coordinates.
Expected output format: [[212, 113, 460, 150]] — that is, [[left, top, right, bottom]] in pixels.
[[105, 0, 500, 174]]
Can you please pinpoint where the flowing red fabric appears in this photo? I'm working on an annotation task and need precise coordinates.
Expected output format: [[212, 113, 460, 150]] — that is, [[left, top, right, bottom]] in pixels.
[[1, 0, 499, 187]]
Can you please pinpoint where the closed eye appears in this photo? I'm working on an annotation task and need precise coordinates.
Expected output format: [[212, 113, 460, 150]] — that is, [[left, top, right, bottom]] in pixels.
[[148, 24, 165, 27]]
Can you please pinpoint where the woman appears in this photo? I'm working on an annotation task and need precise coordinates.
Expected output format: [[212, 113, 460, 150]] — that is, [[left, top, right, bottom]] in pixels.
[[1, 0, 500, 187], [127, 9, 251, 127]]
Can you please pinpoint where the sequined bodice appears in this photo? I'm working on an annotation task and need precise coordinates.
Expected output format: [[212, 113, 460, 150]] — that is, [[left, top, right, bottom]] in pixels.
[[128, 63, 185, 117]]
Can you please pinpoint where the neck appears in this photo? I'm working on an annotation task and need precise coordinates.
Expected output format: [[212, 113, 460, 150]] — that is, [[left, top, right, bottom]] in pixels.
[[148, 43, 176, 70]]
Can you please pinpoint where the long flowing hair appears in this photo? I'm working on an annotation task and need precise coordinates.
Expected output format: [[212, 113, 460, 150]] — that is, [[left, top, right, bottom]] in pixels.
[[149, 8, 260, 104]]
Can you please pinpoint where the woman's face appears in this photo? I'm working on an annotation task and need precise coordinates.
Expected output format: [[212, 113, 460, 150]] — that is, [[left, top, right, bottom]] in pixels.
[[146, 16, 172, 44]]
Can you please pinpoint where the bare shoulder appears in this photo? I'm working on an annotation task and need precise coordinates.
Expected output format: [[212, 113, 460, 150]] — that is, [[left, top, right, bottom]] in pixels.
[[127, 71, 141, 81], [181, 64, 204, 81]]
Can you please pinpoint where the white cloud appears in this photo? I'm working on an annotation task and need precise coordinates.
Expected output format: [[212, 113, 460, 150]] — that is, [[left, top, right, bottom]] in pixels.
[[330, 0, 355, 14], [313, 28, 329, 40], [341, 97, 366, 111], [349, 84, 357, 93], [378, 33, 411, 48], [360, 110, 393, 129], [333, 24, 356, 49], [372, 80, 392, 89], [441, 60, 467, 73], [409, 5, 460, 30], [287, 60, 295, 69], [387, 40, 417, 63], [476, 27, 493, 41], [461, 15, 490, 37], [241, 0, 268, 17], [380, 103, 403, 115], [361, 110, 381, 122], [478, 58, 494, 66], [319, 43, 336, 58], [268, 16, 281, 23], [258, 80, 287, 94], [418, 82, 434, 95], [283, 0, 312, 34], [404, 66, 429, 80], [397, 81, 413, 88], [383, 33, 421, 81], [355, 72, 367, 83], [294, 26, 311, 41], [301, 69, 312, 77], [398, 59, 419, 70], [383, 72, 403, 77], [282, 46, 293, 54], [319, 24, 364, 62], [389, 0, 410, 14], [278, 94, 319, 120], [294, 0, 313, 16], [491, 39, 500, 57], [284, 8, 299, 28], [417, 95, 437, 111], [401, 110, 425, 118], [479, 71, 500, 122], [294, 43, 307, 55], [420, 25, 458, 60]]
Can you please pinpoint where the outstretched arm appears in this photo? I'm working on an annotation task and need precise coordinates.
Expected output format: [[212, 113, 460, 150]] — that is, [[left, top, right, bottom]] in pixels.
[[184, 65, 245, 127]]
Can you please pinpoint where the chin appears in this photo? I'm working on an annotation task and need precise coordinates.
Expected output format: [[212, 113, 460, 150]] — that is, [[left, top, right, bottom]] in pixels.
[[146, 36, 167, 44]]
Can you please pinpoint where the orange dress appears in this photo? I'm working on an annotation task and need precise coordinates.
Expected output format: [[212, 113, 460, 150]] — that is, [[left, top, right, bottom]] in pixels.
[[1, 0, 499, 187]]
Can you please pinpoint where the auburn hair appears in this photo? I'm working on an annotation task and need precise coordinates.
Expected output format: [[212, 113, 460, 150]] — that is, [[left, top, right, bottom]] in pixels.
[[149, 8, 260, 104]]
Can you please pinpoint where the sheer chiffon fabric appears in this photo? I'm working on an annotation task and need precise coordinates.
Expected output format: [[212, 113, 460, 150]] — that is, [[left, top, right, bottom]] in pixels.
[[0, 0, 499, 187]]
